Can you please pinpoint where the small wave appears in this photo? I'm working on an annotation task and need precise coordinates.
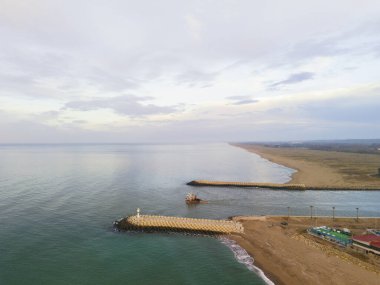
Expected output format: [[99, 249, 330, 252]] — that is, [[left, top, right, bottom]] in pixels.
[[219, 237, 275, 285]]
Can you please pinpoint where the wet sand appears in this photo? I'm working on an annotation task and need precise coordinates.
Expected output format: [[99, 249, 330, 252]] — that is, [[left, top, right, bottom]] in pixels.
[[231, 216, 380, 285], [234, 144, 380, 189]]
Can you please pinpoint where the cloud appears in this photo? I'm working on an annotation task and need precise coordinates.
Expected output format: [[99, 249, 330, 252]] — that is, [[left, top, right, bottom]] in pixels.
[[35, 110, 61, 120], [269, 72, 314, 88], [285, 20, 380, 64], [84, 68, 140, 92], [1, 1, 380, 142], [64, 95, 177, 116], [298, 87, 380, 123], [232, 99, 259, 105], [175, 69, 218, 87], [2, 85, 380, 143], [374, 43, 380, 57], [226, 96, 259, 105], [71, 120, 87, 124], [287, 39, 348, 63], [185, 14, 202, 42]]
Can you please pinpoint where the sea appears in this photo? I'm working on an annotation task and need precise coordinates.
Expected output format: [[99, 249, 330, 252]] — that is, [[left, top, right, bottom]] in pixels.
[[1, 143, 379, 285]]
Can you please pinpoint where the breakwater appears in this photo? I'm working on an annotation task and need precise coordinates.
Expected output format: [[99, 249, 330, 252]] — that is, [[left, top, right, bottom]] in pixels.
[[115, 214, 244, 234], [303, 186, 380, 191], [187, 180, 380, 191], [187, 180, 306, 190]]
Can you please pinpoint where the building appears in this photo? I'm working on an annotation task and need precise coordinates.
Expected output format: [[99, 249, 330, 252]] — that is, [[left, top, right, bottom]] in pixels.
[[352, 234, 380, 255], [308, 226, 352, 247]]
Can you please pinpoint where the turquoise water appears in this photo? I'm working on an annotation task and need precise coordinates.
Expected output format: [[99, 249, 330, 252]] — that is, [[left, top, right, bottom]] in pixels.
[[1, 143, 379, 285]]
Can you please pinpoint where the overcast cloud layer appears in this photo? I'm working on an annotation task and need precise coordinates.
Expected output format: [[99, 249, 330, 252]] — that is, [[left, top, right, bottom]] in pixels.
[[1, 0, 380, 143]]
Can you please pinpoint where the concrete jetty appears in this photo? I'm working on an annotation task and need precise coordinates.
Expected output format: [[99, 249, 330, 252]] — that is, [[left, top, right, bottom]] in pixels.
[[187, 180, 380, 191], [115, 212, 244, 234], [187, 180, 306, 190]]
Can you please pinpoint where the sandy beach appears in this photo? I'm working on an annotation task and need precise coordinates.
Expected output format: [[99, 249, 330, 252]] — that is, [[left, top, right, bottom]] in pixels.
[[231, 216, 380, 285], [229, 144, 380, 284], [234, 144, 380, 189]]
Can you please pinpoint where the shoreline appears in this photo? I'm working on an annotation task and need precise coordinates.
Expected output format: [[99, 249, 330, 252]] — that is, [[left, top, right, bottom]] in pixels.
[[232, 143, 380, 189], [219, 237, 275, 285], [230, 215, 380, 285], [227, 143, 380, 283]]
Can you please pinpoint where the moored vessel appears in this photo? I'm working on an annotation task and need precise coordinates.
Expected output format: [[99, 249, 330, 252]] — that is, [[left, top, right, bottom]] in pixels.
[[185, 193, 207, 204]]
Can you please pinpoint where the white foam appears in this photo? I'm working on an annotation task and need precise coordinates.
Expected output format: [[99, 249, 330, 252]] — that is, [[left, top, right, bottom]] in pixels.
[[219, 237, 275, 285]]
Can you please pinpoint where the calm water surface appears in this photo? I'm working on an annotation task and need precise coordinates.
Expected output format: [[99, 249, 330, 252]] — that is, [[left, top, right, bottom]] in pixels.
[[0, 143, 379, 285]]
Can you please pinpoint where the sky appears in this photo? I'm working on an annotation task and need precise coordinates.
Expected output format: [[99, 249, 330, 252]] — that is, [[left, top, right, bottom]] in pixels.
[[1, 0, 380, 143]]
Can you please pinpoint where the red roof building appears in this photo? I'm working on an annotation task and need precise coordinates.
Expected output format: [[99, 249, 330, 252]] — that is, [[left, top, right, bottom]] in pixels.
[[371, 241, 380, 250], [352, 234, 380, 255]]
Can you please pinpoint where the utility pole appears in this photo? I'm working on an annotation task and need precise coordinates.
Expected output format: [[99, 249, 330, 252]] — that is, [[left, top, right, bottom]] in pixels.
[[356, 207, 359, 222], [287, 206, 290, 219], [332, 206, 335, 221], [310, 205, 314, 219]]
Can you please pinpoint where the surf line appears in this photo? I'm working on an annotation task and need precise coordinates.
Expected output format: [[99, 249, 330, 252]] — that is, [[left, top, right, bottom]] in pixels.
[[219, 237, 275, 285]]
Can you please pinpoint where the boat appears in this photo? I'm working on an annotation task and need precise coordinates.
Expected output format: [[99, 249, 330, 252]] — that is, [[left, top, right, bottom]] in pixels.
[[185, 193, 207, 204]]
